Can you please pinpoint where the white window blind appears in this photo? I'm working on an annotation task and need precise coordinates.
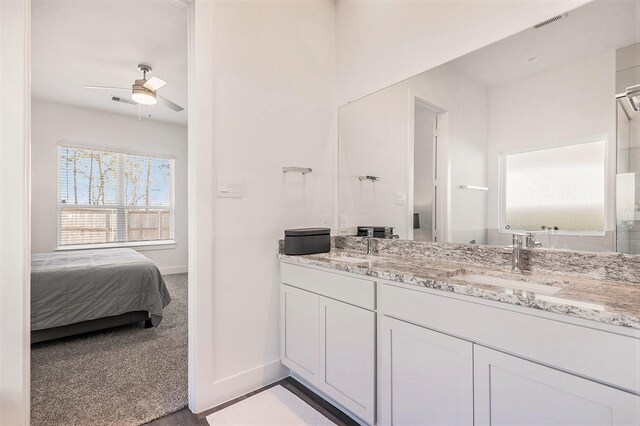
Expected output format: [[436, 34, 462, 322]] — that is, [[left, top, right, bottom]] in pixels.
[[503, 140, 606, 233], [58, 145, 175, 247]]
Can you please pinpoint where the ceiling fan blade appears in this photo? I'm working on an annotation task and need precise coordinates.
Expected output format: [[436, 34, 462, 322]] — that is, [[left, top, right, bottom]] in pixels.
[[111, 96, 137, 105], [157, 95, 184, 112], [143, 77, 167, 91], [83, 85, 130, 91]]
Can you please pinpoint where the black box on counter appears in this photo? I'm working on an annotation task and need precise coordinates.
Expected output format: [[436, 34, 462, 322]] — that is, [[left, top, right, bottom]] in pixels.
[[284, 228, 331, 255]]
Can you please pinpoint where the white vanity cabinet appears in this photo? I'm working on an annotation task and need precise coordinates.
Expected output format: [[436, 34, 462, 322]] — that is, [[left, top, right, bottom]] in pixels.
[[321, 297, 375, 423], [377, 315, 639, 426], [280, 284, 321, 383], [279, 262, 376, 425], [378, 316, 473, 426], [378, 283, 640, 426], [279, 260, 640, 426], [474, 346, 639, 426]]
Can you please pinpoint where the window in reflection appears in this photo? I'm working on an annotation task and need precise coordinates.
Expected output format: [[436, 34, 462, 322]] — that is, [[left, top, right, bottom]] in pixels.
[[503, 140, 606, 233]]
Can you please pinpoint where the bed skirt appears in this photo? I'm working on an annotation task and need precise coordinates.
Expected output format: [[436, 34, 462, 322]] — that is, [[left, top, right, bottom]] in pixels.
[[31, 310, 151, 344]]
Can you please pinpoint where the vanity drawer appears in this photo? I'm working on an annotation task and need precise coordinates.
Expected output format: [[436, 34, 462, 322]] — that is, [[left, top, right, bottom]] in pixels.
[[281, 262, 375, 310], [379, 283, 640, 394]]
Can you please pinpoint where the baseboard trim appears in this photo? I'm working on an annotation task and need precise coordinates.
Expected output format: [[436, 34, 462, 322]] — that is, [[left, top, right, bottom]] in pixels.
[[159, 265, 188, 275], [194, 359, 290, 414]]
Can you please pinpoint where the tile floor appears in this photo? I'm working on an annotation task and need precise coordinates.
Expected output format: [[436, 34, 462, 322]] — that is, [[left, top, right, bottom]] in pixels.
[[145, 377, 359, 426]]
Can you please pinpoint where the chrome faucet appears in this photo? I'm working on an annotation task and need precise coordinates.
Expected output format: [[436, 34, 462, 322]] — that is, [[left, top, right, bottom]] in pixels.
[[511, 233, 526, 274], [508, 232, 542, 274], [364, 227, 375, 255]]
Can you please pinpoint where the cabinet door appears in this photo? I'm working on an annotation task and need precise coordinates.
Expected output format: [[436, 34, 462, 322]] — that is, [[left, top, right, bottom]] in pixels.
[[474, 345, 640, 426], [378, 316, 473, 426], [319, 297, 376, 425], [279, 284, 320, 384]]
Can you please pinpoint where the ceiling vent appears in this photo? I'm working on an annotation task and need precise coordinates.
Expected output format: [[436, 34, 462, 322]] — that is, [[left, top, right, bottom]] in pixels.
[[533, 13, 568, 29]]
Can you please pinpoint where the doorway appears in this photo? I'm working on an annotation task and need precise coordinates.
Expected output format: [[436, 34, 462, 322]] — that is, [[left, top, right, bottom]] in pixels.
[[413, 98, 443, 242], [29, 0, 190, 424]]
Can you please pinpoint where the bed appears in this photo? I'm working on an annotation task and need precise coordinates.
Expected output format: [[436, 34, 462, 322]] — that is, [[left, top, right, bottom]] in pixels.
[[31, 248, 172, 343]]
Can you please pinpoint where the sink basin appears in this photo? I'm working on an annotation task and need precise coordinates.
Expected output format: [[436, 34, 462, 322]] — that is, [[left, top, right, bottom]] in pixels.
[[456, 274, 561, 295]]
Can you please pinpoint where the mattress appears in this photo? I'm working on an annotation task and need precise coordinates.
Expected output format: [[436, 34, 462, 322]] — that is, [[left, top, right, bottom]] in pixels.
[[31, 248, 171, 331]]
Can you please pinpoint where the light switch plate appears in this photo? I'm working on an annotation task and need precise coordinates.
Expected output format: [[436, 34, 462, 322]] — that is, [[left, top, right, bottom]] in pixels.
[[217, 178, 244, 198], [395, 192, 407, 205]]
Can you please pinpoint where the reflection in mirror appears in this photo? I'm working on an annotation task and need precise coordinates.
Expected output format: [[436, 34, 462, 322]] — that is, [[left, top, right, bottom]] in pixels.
[[502, 141, 606, 233], [617, 41, 640, 253], [338, 0, 640, 254]]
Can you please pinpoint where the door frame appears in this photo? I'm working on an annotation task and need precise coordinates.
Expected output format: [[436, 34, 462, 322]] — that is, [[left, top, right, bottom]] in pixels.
[[0, 0, 31, 423], [407, 93, 449, 242], [4, 0, 218, 420], [185, 0, 216, 413]]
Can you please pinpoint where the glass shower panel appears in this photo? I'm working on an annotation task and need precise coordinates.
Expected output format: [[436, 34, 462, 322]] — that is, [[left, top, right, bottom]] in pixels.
[[616, 100, 640, 254]]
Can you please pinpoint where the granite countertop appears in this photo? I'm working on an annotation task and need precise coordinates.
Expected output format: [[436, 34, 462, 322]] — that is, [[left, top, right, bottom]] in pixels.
[[279, 249, 640, 330]]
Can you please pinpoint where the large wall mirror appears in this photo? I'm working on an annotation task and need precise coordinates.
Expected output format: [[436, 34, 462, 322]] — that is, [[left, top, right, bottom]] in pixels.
[[338, 0, 640, 254]]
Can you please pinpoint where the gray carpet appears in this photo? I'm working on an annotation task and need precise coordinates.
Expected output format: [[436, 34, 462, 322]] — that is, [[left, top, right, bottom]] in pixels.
[[31, 273, 188, 426]]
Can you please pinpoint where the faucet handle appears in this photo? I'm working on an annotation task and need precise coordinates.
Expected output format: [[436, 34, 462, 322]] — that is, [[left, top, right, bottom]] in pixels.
[[511, 232, 541, 248], [366, 227, 374, 238], [524, 232, 538, 248], [512, 233, 526, 248]]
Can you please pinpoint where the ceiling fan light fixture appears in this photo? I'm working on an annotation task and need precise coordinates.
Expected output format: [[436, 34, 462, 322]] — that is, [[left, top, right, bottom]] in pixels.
[[84, 65, 183, 112], [132, 80, 157, 105], [132, 88, 156, 105]]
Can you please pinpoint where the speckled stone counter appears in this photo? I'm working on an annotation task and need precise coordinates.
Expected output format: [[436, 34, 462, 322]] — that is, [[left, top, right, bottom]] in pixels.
[[278, 237, 640, 330], [334, 236, 640, 284]]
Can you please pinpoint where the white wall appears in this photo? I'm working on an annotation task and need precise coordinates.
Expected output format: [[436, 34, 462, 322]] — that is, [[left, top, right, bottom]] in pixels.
[[486, 51, 616, 251], [338, 82, 409, 236], [0, 0, 30, 423], [335, 0, 593, 105], [30, 99, 188, 273], [201, 0, 336, 408]]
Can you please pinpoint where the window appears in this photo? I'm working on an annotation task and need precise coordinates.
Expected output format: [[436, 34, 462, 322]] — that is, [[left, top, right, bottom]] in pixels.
[[502, 140, 606, 233], [58, 145, 175, 248]]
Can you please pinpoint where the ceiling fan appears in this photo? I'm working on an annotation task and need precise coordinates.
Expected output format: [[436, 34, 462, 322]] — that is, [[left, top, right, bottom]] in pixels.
[[83, 64, 184, 112]]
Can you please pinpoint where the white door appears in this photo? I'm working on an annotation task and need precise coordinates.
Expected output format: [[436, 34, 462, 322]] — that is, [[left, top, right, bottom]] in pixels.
[[474, 345, 640, 426], [279, 284, 320, 384], [378, 316, 473, 426], [319, 297, 376, 425]]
